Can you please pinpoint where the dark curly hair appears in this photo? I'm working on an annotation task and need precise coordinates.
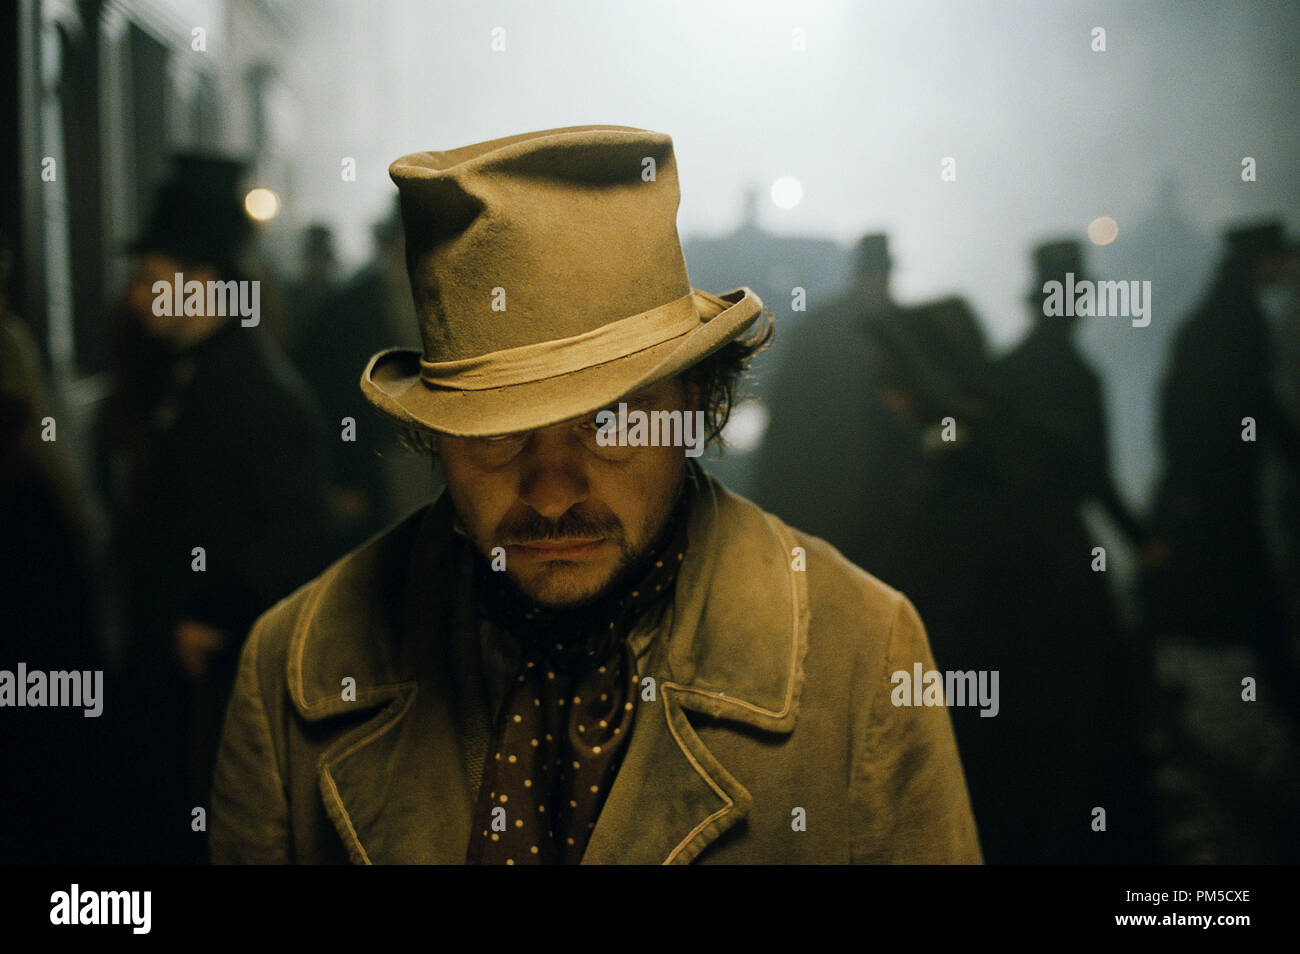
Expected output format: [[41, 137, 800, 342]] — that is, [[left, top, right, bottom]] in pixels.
[[679, 306, 775, 451], [398, 307, 775, 457]]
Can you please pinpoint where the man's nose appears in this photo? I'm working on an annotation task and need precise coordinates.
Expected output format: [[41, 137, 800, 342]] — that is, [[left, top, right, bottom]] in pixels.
[[517, 424, 589, 519]]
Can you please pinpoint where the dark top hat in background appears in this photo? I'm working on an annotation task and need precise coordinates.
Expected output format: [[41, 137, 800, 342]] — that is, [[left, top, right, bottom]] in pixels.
[[851, 232, 891, 278], [1027, 238, 1085, 301], [133, 152, 253, 274], [1223, 219, 1286, 262], [302, 222, 336, 260]]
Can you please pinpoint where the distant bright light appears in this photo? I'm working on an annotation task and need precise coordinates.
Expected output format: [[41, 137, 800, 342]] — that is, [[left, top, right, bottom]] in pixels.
[[1087, 216, 1119, 245], [721, 401, 770, 454], [244, 188, 281, 222], [770, 176, 803, 210]]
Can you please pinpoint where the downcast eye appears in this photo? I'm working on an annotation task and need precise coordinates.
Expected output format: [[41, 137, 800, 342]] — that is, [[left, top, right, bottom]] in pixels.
[[580, 407, 618, 431]]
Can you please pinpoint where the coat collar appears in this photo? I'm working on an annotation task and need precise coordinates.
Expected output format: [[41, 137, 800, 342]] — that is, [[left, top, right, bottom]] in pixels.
[[636, 465, 809, 731], [284, 466, 810, 863]]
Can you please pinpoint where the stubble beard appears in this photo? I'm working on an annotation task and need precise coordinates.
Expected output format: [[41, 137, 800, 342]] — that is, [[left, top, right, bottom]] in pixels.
[[461, 469, 685, 611]]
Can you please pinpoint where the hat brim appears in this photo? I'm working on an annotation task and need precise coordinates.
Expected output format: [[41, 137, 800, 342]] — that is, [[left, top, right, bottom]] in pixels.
[[360, 287, 763, 438]]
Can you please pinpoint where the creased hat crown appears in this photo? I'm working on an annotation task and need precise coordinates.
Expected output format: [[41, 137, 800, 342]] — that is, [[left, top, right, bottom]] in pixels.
[[390, 125, 693, 365]]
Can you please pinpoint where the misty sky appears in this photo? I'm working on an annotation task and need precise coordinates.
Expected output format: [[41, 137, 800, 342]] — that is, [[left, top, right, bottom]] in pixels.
[[273, 0, 1300, 348]]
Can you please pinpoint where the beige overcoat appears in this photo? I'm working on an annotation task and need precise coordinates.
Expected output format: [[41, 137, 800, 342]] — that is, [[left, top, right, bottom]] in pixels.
[[210, 471, 983, 864]]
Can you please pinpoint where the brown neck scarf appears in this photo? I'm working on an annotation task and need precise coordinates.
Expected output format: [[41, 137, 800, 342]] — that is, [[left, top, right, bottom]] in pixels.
[[465, 479, 693, 864]]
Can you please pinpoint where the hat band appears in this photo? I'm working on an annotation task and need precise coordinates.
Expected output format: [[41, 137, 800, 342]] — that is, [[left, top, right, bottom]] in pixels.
[[418, 292, 705, 390]]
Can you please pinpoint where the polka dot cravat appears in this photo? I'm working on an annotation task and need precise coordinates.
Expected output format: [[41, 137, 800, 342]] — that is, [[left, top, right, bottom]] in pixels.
[[468, 638, 639, 864]]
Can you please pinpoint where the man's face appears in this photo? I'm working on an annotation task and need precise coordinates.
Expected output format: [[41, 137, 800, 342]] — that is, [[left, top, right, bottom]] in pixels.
[[126, 253, 225, 345], [437, 376, 697, 610]]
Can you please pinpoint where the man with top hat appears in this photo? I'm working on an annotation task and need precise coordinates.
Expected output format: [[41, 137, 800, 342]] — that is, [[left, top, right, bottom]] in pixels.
[[998, 238, 1145, 547], [210, 126, 981, 864], [1147, 220, 1300, 716], [755, 232, 922, 579], [97, 152, 335, 861], [984, 239, 1154, 862]]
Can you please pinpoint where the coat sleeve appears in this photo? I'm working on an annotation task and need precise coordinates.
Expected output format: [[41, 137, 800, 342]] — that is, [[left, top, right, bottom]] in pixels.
[[209, 612, 293, 863], [850, 593, 984, 864]]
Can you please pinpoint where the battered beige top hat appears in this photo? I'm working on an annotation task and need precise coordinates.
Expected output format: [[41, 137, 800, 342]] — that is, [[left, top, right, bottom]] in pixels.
[[360, 124, 763, 437]]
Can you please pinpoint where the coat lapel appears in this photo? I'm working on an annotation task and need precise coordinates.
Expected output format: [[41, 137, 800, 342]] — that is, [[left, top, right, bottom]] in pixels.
[[578, 649, 755, 865], [317, 678, 473, 864], [583, 470, 811, 864], [287, 500, 480, 863]]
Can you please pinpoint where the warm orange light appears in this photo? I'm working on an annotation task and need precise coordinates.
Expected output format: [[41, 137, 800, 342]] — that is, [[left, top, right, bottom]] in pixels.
[[1088, 216, 1119, 245], [244, 188, 281, 222]]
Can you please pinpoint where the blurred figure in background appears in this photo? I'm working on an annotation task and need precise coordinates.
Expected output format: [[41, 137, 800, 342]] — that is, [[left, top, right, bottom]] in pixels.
[[757, 229, 1155, 860], [286, 202, 430, 551], [95, 153, 335, 861], [755, 232, 924, 576], [997, 240, 1146, 547], [0, 231, 96, 659], [0, 230, 129, 862], [286, 222, 341, 355], [994, 240, 1157, 861], [1147, 221, 1300, 720], [867, 294, 1148, 863], [1273, 242, 1300, 676]]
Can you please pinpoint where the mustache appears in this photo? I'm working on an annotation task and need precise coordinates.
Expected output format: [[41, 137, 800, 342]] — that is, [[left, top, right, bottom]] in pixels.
[[497, 506, 624, 546]]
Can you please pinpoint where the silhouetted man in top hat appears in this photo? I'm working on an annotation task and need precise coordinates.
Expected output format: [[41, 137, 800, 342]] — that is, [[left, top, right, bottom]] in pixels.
[[286, 208, 416, 551], [754, 232, 924, 577], [286, 222, 341, 351], [997, 239, 1144, 546], [987, 238, 1154, 861], [1148, 220, 1300, 714]]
